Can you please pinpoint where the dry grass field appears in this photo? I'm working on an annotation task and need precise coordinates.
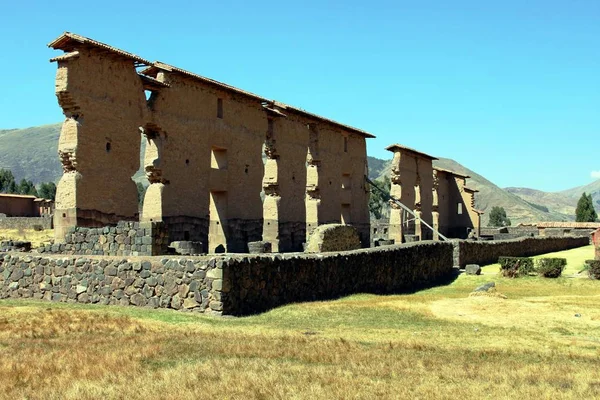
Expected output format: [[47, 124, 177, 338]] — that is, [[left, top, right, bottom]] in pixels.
[[1, 245, 599, 399], [0, 228, 54, 248]]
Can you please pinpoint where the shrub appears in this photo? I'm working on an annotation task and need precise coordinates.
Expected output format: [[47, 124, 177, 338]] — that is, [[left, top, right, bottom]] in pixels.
[[586, 260, 600, 280], [536, 258, 566, 278], [498, 256, 534, 278]]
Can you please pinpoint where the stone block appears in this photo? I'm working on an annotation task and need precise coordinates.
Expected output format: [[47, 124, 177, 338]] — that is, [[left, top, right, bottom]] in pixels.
[[248, 241, 272, 254], [465, 264, 482, 275], [305, 224, 361, 253]]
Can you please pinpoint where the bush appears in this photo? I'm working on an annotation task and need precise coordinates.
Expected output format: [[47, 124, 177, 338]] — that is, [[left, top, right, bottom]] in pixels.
[[536, 258, 566, 278], [586, 260, 600, 280], [498, 256, 534, 278]]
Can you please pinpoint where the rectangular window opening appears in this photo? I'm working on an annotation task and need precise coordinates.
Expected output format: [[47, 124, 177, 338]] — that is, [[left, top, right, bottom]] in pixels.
[[457, 203, 463, 215], [343, 136, 348, 153], [341, 173, 351, 189], [211, 146, 228, 169], [217, 98, 224, 119]]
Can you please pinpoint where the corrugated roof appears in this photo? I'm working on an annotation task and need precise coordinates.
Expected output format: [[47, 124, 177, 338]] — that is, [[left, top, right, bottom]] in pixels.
[[142, 62, 375, 138], [48, 32, 152, 65], [385, 144, 438, 160], [433, 166, 470, 179]]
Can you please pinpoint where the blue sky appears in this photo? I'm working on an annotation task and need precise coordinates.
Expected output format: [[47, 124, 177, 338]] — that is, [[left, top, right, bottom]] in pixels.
[[0, 0, 598, 192]]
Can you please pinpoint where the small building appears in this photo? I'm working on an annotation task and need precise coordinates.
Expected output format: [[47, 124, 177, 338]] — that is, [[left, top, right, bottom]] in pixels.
[[0, 194, 54, 217]]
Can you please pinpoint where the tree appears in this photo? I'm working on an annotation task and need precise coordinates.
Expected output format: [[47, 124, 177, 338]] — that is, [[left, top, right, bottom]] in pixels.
[[136, 182, 147, 206], [488, 206, 511, 227], [369, 176, 390, 220], [0, 169, 16, 193], [38, 182, 57, 201], [575, 192, 597, 222], [7, 180, 18, 194], [18, 179, 38, 197]]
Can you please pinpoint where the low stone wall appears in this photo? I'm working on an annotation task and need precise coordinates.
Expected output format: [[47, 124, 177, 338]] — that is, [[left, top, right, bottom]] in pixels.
[[225, 241, 453, 315], [456, 236, 589, 267], [41, 221, 168, 256], [0, 241, 454, 315], [0, 253, 223, 313], [0, 216, 53, 230]]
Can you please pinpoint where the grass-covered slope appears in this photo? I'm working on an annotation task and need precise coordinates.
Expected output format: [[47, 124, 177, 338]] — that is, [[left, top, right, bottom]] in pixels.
[[0, 245, 599, 398], [0, 123, 62, 184]]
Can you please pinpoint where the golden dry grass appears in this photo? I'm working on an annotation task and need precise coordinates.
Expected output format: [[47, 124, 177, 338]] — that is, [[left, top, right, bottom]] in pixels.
[[0, 228, 54, 248], [1, 245, 600, 399]]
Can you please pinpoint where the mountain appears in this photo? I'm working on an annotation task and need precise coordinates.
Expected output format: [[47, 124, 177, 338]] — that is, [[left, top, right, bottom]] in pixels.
[[504, 187, 576, 217], [0, 124, 62, 184], [559, 180, 600, 210]]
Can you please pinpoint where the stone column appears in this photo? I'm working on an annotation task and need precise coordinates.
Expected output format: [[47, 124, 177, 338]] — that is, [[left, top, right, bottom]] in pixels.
[[262, 118, 281, 252], [305, 124, 321, 239], [388, 151, 403, 244], [141, 127, 167, 223], [432, 169, 440, 241], [414, 177, 423, 240]]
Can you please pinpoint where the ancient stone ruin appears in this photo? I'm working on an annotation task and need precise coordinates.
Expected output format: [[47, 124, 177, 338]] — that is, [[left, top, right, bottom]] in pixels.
[[385, 144, 481, 242], [49, 32, 371, 254]]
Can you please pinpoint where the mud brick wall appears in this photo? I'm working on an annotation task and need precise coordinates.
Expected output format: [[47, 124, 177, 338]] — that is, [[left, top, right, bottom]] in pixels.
[[40, 221, 168, 256], [1, 241, 453, 316], [0, 216, 53, 230], [456, 236, 589, 267]]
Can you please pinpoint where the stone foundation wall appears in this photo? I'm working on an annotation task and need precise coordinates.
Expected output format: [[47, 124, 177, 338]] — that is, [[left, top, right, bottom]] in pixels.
[[455, 236, 589, 267], [0, 216, 53, 230], [41, 221, 168, 257], [0, 253, 224, 314], [224, 241, 453, 315], [1, 241, 454, 316]]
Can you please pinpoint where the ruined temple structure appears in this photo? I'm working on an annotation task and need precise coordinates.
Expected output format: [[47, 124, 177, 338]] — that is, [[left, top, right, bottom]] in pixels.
[[386, 144, 481, 242], [48, 32, 372, 253]]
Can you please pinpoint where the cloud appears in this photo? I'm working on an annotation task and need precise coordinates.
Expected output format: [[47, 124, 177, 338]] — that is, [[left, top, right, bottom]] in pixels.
[[591, 171, 600, 179]]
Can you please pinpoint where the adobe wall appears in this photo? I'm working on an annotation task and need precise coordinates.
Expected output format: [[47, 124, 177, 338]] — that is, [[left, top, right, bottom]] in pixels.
[[436, 171, 468, 237], [0, 216, 53, 230], [141, 71, 266, 253], [141, 71, 370, 252], [0, 196, 38, 217], [0, 240, 453, 316], [455, 236, 589, 267], [434, 170, 475, 239], [388, 148, 434, 242], [54, 47, 144, 239], [50, 34, 371, 254]]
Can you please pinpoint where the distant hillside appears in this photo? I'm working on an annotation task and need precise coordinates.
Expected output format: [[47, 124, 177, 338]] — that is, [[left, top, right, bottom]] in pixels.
[[559, 180, 600, 211], [0, 124, 62, 184], [367, 156, 572, 226], [504, 187, 576, 218]]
